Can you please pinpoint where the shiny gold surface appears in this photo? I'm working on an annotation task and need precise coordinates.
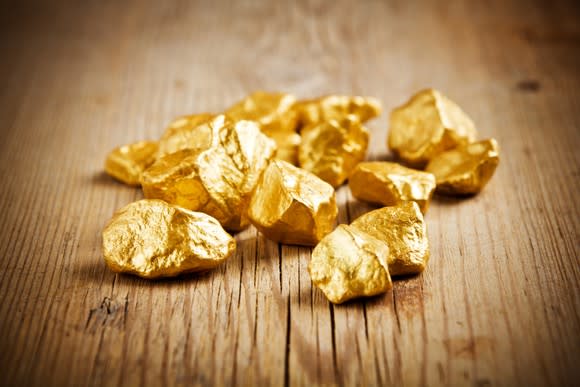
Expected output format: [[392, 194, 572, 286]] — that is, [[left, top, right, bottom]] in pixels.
[[226, 91, 301, 165], [102, 199, 236, 279], [308, 224, 392, 304], [294, 95, 382, 128], [349, 161, 436, 213], [426, 138, 499, 195], [156, 113, 215, 159], [141, 115, 277, 231], [350, 202, 429, 276], [299, 115, 369, 187], [266, 130, 302, 165], [225, 91, 298, 133], [388, 89, 477, 167], [104, 141, 158, 186], [248, 160, 338, 246]]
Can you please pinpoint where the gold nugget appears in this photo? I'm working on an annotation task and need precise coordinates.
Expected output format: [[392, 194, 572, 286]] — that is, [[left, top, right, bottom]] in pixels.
[[351, 202, 429, 276], [294, 95, 382, 128], [104, 141, 158, 186], [426, 138, 499, 195], [225, 91, 298, 133], [299, 115, 369, 188], [156, 113, 215, 159], [349, 161, 436, 213], [264, 130, 302, 165], [388, 89, 477, 167], [102, 199, 236, 279], [308, 225, 392, 304], [226, 91, 300, 164], [141, 115, 277, 231], [248, 160, 338, 246]]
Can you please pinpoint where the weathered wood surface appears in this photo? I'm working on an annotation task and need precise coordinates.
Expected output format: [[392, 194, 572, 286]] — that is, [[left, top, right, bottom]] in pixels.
[[0, 0, 578, 385]]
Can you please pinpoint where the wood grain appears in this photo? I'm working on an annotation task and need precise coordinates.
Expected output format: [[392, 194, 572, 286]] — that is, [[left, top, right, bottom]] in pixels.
[[0, 0, 579, 385]]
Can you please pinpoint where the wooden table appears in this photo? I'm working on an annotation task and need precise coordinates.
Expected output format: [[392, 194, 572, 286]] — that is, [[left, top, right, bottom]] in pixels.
[[1, 0, 578, 385]]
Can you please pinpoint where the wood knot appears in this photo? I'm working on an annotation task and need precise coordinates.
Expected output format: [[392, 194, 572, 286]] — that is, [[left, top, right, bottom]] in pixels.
[[84, 295, 128, 333]]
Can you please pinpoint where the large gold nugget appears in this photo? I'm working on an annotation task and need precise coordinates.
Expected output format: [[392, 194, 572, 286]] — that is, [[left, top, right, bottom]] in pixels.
[[226, 91, 300, 164], [102, 199, 236, 279], [294, 95, 382, 128], [388, 89, 477, 167], [426, 138, 499, 195], [350, 202, 429, 276], [299, 116, 369, 188], [156, 113, 215, 159], [104, 141, 158, 186], [308, 225, 392, 304], [248, 160, 338, 246], [141, 115, 277, 231], [349, 161, 436, 213]]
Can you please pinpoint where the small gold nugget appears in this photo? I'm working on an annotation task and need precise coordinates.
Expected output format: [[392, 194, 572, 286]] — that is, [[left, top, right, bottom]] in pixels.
[[102, 199, 236, 279], [294, 95, 382, 128], [156, 113, 215, 159], [141, 115, 276, 231], [104, 141, 158, 186], [226, 91, 298, 133], [264, 130, 302, 165], [349, 161, 436, 213], [388, 89, 477, 167], [351, 202, 429, 276], [426, 138, 499, 195], [308, 225, 392, 304], [299, 115, 369, 188], [226, 91, 300, 164], [248, 160, 338, 246]]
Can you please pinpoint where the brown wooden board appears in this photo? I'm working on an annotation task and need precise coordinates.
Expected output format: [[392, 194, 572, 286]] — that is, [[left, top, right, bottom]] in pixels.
[[0, 0, 578, 385]]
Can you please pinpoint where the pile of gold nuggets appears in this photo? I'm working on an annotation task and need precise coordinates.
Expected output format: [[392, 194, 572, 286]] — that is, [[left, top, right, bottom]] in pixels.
[[103, 89, 499, 304]]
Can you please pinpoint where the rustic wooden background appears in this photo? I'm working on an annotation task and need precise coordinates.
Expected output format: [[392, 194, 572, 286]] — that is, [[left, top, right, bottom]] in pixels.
[[0, 0, 579, 386]]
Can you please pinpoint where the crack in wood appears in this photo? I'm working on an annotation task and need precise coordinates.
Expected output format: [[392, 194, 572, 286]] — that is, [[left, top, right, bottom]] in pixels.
[[392, 289, 402, 332], [284, 294, 291, 387], [237, 250, 243, 309], [362, 304, 369, 341], [253, 234, 258, 287], [278, 243, 283, 294], [253, 293, 259, 348], [329, 303, 340, 384]]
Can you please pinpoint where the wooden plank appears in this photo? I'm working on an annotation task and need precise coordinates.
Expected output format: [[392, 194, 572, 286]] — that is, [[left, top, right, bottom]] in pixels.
[[0, 0, 578, 386]]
